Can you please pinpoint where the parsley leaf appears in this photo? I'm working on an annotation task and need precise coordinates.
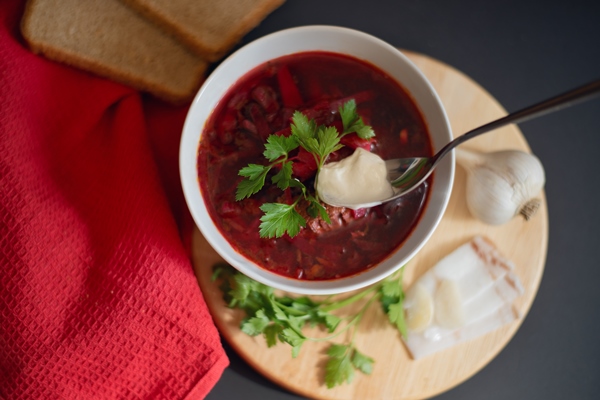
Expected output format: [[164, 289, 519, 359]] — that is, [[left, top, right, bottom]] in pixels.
[[259, 203, 306, 238], [339, 99, 375, 139], [238, 163, 269, 180], [263, 134, 299, 161], [354, 124, 376, 139], [236, 164, 271, 200], [279, 328, 306, 349], [306, 195, 331, 223], [327, 343, 349, 358], [315, 126, 344, 166], [230, 274, 252, 302], [291, 344, 303, 358], [387, 302, 408, 338], [379, 269, 408, 338], [325, 344, 354, 388], [270, 298, 289, 322], [290, 111, 317, 144], [339, 100, 359, 131], [351, 349, 374, 375], [381, 279, 402, 298], [271, 161, 294, 190], [263, 324, 281, 347], [241, 309, 270, 336], [320, 312, 342, 333]]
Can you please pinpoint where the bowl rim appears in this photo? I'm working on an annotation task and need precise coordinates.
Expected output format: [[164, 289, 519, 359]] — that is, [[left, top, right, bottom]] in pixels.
[[180, 25, 454, 295]]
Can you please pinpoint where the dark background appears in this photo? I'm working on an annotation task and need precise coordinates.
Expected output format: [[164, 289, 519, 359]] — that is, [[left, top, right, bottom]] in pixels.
[[206, 1, 600, 399]]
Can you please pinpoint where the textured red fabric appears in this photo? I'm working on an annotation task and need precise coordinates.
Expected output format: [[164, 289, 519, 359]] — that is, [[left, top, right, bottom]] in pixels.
[[0, 2, 228, 399]]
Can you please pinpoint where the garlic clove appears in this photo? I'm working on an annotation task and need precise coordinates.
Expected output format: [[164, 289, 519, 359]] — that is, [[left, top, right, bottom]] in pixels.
[[455, 148, 546, 225], [404, 283, 434, 332]]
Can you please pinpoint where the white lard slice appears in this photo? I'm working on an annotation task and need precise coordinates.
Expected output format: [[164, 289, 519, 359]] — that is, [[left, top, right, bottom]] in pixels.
[[402, 236, 524, 359], [404, 303, 520, 360], [404, 283, 434, 332], [316, 147, 393, 209]]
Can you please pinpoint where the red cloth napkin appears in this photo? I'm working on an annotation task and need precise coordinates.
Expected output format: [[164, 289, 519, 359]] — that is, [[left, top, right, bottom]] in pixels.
[[0, 2, 228, 399]]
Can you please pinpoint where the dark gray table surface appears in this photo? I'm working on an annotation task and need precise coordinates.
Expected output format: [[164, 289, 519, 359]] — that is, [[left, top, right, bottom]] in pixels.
[[205, 1, 600, 399]]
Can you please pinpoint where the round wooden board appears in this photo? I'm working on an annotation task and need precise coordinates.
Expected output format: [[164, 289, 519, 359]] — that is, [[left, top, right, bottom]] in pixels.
[[191, 51, 548, 400]]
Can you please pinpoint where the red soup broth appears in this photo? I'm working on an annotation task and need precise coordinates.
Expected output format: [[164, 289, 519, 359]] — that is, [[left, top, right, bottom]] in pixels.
[[198, 51, 433, 281]]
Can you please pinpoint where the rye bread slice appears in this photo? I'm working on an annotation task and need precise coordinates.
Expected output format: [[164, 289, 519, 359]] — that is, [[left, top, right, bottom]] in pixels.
[[119, 0, 285, 61], [21, 0, 209, 103]]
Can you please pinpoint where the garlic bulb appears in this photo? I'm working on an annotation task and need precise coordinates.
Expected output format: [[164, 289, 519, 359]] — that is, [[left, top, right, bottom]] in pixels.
[[455, 148, 545, 225]]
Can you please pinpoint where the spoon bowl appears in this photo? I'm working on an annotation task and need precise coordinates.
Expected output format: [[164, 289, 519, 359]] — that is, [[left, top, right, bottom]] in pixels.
[[325, 79, 600, 209]]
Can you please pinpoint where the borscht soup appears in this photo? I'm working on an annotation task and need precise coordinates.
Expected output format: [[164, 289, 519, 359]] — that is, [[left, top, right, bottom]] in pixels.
[[197, 51, 433, 281]]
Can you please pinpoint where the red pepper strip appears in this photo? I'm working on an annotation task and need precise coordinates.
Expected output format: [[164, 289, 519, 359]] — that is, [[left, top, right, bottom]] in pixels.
[[340, 133, 373, 151], [277, 66, 303, 108], [291, 147, 318, 181]]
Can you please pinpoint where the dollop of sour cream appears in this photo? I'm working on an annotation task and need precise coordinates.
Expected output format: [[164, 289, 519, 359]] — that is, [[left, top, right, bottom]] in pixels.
[[316, 147, 394, 209]]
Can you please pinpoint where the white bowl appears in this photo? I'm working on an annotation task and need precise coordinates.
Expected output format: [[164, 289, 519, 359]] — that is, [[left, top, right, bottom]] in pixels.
[[180, 26, 454, 295]]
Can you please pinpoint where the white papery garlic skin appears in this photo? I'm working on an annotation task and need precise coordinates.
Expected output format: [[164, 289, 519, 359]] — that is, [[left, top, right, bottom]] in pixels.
[[456, 148, 545, 225]]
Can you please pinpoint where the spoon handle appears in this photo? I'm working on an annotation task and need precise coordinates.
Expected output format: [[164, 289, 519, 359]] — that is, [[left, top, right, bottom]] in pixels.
[[432, 79, 600, 165]]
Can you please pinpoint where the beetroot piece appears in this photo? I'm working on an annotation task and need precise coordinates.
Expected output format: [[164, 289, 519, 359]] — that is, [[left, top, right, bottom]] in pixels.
[[245, 102, 272, 140], [251, 85, 280, 115], [240, 119, 257, 135], [227, 91, 249, 111]]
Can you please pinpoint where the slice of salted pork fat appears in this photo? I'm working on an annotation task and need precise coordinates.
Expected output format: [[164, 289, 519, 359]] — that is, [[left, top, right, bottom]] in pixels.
[[403, 236, 524, 360]]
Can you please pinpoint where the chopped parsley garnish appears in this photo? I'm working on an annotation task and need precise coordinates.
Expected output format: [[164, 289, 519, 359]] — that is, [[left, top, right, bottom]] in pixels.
[[235, 99, 374, 238]]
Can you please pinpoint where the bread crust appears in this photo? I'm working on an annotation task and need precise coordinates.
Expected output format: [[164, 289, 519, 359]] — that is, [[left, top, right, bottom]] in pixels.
[[21, 0, 208, 104], [119, 0, 285, 61]]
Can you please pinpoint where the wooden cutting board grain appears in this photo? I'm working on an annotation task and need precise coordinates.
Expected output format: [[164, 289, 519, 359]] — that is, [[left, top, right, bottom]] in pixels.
[[191, 51, 548, 400]]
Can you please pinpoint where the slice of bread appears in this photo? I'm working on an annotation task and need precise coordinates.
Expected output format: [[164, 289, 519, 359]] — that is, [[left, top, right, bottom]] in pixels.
[[21, 0, 209, 103], [119, 0, 285, 61]]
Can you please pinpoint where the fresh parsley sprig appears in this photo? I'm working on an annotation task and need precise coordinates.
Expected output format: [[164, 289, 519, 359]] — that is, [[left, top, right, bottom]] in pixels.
[[290, 112, 344, 169], [258, 202, 306, 238], [325, 343, 374, 389], [213, 263, 407, 389], [235, 99, 374, 238], [235, 134, 300, 200], [340, 99, 375, 138]]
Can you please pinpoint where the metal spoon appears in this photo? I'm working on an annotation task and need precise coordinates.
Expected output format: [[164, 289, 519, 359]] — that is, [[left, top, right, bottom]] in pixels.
[[327, 79, 600, 209]]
